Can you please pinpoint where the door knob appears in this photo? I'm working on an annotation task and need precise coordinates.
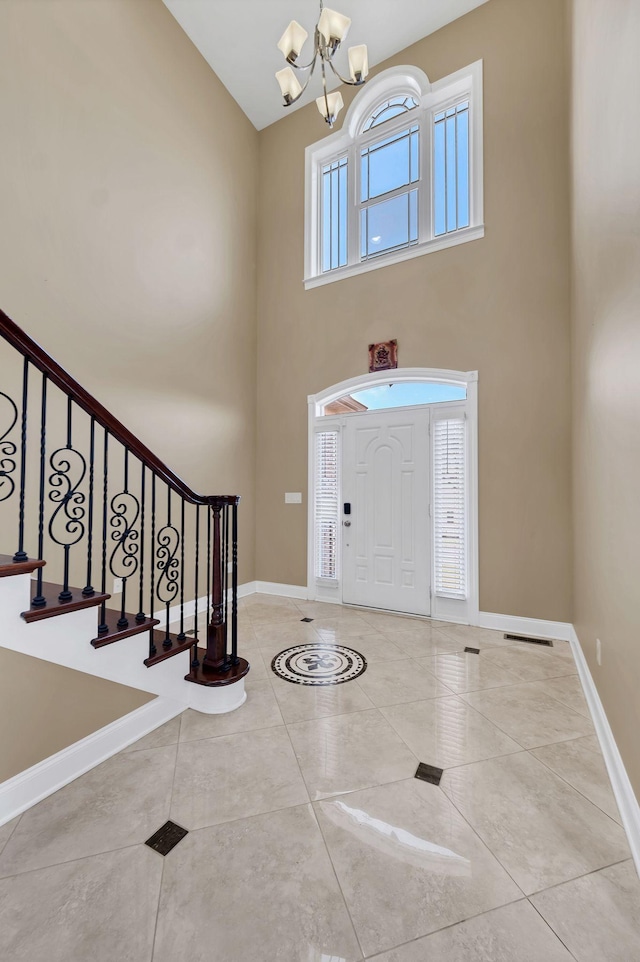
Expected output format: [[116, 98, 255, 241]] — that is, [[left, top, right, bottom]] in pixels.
[[343, 520, 351, 527]]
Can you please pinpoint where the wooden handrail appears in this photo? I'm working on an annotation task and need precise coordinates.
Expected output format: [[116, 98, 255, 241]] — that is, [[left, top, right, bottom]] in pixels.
[[0, 308, 238, 508]]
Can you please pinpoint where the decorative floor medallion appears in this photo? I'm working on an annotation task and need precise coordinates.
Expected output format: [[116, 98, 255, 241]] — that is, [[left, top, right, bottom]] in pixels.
[[271, 643, 367, 686]]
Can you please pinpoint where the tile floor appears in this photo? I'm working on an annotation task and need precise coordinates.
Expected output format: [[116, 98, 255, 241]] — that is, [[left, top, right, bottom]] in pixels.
[[1, 595, 639, 961]]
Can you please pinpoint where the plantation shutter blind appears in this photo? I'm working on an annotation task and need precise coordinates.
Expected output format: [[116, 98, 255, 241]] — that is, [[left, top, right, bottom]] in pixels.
[[315, 431, 339, 581], [433, 417, 467, 597]]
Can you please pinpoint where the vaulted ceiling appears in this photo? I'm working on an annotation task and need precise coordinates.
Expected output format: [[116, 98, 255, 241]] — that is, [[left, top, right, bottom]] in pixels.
[[161, 0, 490, 130]]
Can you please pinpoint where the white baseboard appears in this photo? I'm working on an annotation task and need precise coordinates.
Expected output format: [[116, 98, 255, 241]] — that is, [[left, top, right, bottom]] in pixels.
[[255, 581, 308, 600], [478, 611, 572, 641], [570, 626, 640, 878], [0, 696, 184, 828]]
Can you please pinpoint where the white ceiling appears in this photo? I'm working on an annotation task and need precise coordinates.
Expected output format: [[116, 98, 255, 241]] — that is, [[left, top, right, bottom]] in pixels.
[[161, 0, 490, 130]]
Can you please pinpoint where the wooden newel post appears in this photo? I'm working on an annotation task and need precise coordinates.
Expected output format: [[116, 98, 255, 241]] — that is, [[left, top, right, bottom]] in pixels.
[[203, 505, 228, 671]]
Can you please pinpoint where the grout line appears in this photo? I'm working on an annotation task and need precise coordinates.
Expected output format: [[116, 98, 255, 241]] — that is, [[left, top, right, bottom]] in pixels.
[[149, 857, 165, 962], [525, 746, 624, 826], [0, 837, 153, 883], [526, 856, 632, 899], [526, 898, 580, 961], [0, 812, 22, 859]]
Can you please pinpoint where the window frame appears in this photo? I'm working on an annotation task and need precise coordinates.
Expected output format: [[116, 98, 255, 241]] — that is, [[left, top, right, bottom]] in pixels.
[[304, 61, 484, 289]]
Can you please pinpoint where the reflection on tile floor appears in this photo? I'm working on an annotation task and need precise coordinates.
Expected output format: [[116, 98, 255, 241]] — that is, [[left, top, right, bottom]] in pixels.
[[1, 594, 638, 962]]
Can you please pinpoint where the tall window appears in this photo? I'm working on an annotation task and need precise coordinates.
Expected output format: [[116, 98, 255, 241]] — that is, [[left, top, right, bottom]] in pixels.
[[305, 62, 483, 288]]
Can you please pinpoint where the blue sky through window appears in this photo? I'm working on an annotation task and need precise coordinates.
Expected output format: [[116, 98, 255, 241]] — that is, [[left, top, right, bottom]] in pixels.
[[349, 382, 466, 410]]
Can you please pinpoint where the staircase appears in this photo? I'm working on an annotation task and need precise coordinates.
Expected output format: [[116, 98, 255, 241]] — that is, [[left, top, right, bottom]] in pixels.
[[0, 308, 249, 714]]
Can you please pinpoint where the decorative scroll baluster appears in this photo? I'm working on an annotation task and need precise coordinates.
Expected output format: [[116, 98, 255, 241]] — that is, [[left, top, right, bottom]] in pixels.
[[13, 357, 29, 562], [192, 504, 200, 669], [82, 417, 95, 596], [48, 396, 87, 603], [136, 463, 146, 623], [0, 391, 18, 507], [32, 375, 48, 608], [109, 447, 141, 631], [149, 473, 157, 659], [177, 497, 186, 643], [157, 486, 180, 649], [97, 431, 109, 634], [231, 502, 238, 664]]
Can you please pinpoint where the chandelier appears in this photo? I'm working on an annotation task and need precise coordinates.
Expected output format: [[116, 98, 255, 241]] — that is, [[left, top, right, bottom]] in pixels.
[[275, 1, 369, 127]]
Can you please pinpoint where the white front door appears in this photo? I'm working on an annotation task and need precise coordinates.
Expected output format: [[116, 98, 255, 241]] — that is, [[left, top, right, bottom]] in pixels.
[[342, 407, 431, 615]]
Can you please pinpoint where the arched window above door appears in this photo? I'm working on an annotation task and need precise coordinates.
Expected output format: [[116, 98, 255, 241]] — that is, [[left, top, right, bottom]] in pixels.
[[322, 380, 466, 415]]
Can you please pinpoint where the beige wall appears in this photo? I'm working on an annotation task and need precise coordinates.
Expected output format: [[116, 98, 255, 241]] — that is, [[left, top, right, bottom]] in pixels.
[[571, 0, 640, 793], [0, 648, 153, 782], [256, 0, 573, 621], [0, 0, 258, 585]]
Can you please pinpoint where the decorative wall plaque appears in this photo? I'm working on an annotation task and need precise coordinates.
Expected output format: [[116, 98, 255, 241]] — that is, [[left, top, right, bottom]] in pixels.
[[368, 339, 398, 372]]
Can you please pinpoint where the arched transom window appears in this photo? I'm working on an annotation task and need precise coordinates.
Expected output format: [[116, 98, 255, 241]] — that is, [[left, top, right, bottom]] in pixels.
[[305, 63, 484, 288]]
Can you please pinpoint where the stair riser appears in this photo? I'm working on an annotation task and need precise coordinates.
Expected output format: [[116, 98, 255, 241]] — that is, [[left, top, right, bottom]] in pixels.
[[0, 574, 246, 714]]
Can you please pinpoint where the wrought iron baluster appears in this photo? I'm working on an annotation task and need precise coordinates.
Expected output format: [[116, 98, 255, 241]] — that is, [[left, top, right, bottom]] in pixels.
[[13, 357, 29, 562], [82, 417, 95, 595], [109, 447, 140, 631], [149, 473, 157, 658], [177, 497, 186, 642], [156, 486, 180, 649], [48, 397, 87, 603], [32, 375, 48, 608], [231, 502, 238, 663], [192, 504, 200, 669], [0, 391, 18, 508], [136, 463, 146, 623], [97, 431, 109, 634]]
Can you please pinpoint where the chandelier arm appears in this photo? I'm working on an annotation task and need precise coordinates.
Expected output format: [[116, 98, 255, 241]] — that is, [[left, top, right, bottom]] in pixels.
[[326, 57, 363, 87], [284, 54, 319, 107]]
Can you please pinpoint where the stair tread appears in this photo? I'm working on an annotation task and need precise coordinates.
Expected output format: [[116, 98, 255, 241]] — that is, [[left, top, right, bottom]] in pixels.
[[144, 629, 197, 668], [0, 554, 46, 579], [91, 610, 160, 648], [22, 580, 110, 623]]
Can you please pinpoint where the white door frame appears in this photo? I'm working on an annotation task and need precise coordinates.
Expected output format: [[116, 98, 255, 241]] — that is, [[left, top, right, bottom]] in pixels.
[[307, 368, 479, 626]]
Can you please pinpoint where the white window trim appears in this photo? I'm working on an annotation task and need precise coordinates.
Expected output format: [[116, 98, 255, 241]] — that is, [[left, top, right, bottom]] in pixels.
[[306, 368, 479, 626], [304, 61, 484, 289]]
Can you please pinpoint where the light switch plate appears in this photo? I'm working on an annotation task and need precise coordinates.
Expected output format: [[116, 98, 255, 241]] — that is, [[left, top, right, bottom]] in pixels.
[[285, 492, 302, 504]]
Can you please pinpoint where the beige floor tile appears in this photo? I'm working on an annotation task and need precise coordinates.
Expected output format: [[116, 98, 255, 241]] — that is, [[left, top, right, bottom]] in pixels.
[[243, 593, 299, 608], [314, 630, 406, 661], [440, 752, 630, 894], [532, 735, 621, 822], [270, 676, 375, 723], [417, 650, 522, 693], [252, 620, 321, 651], [371, 899, 574, 961], [122, 715, 181, 752], [248, 603, 308, 626], [315, 779, 521, 958], [530, 673, 590, 716], [0, 746, 176, 878], [437, 624, 514, 649], [0, 846, 163, 962], [179, 680, 284, 742], [287, 708, 418, 800], [311, 614, 376, 635], [531, 860, 640, 962], [356, 610, 428, 632], [381, 696, 522, 769], [357, 659, 451, 707], [389, 627, 470, 658], [153, 805, 362, 962], [170, 726, 308, 829], [481, 644, 577, 682], [462, 682, 593, 748], [241, 648, 269, 679]]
